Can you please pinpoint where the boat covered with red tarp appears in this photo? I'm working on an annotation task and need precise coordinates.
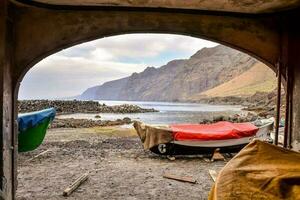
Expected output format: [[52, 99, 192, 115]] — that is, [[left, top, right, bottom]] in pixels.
[[171, 122, 259, 141], [133, 119, 273, 155]]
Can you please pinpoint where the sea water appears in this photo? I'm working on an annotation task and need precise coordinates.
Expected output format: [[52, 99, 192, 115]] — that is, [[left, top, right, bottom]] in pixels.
[[58, 100, 244, 125]]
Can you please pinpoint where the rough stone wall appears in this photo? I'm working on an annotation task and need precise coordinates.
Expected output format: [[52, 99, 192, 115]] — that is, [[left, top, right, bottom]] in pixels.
[[25, 0, 300, 14], [1, 1, 300, 199]]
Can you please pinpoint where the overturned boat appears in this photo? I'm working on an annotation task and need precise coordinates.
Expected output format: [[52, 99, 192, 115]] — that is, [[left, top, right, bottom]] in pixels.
[[18, 108, 56, 152], [133, 119, 274, 155]]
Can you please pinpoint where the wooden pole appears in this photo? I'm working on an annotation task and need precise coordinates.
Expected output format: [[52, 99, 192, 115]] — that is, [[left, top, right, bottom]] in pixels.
[[288, 67, 293, 149], [274, 62, 281, 145], [163, 173, 197, 184], [63, 172, 89, 197], [281, 17, 290, 149], [284, 65, 290, 148], [0, 2, 17, 198]]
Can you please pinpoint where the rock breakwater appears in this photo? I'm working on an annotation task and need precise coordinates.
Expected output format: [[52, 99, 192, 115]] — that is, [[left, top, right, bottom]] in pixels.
[[18, 100, 157, 114]]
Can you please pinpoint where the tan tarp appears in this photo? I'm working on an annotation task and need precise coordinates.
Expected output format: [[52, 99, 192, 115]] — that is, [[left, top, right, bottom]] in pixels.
[[133, 121, 173, 150], [209, 140, 300, 200]]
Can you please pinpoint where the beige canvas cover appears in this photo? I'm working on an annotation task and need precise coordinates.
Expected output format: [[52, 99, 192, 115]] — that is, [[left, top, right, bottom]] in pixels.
[[133, 121, 173, 150], [209, 140, 300, 200]]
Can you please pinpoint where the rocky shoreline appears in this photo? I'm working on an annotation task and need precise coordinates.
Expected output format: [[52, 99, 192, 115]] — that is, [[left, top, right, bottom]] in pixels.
[[196, 90, 281, 118], [50, 117, 132, 129], [18, 100, 158, 114]]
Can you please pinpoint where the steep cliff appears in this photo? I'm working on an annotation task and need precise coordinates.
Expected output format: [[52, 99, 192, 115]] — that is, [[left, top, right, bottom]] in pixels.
[[79, 45, 259, 101]]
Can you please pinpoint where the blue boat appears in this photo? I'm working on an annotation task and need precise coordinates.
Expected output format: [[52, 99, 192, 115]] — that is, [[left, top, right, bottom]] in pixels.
[[18, 108, 56, 152]]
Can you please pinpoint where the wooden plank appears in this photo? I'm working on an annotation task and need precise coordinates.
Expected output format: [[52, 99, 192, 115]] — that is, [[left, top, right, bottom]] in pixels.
[[63, 173, 89, 197], [163, 173, 197, 184], [209, 170, 218, 182]]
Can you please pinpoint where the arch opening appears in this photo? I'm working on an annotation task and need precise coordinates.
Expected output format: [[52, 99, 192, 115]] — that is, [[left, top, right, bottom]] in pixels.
[[16, 31, 277, 87], [16, 33, 281, 199]]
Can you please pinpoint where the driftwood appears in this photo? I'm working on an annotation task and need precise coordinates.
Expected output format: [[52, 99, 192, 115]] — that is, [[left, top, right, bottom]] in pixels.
[[25, 149, 51, 163], [63, 173, 89, 197], [163, 173, 197, 184], [208, 170, 218, 182]]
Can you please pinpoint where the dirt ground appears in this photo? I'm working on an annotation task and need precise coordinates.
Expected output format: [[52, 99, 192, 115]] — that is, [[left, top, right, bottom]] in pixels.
[[17, 126, 227, 200]]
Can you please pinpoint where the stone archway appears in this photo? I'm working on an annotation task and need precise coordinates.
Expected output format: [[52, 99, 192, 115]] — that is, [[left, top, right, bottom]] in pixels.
[[1, 1, 300, 199]]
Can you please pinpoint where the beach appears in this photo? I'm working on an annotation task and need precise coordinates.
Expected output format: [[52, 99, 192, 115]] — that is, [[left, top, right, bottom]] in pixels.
[[17, 100, 260, 200], [17, 126, 227, 200]]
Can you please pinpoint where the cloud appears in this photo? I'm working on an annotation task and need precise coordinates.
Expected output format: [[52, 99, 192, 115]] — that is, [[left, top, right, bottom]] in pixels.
[[62, 34, 217, 63], [90, 48, 116, 61], [19, 54, 147, 99], [19, 34, 218, 99]]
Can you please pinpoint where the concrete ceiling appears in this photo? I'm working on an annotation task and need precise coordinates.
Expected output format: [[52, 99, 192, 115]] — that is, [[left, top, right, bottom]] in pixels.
[[25, 0, 300, 13]]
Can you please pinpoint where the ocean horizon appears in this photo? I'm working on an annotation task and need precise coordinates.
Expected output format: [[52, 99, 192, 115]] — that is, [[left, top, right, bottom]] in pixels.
[[58, 100, 244, 125]]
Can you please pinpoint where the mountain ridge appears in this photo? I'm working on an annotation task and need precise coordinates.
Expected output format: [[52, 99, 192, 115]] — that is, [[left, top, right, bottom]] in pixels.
[[79, 45, 273, 102]]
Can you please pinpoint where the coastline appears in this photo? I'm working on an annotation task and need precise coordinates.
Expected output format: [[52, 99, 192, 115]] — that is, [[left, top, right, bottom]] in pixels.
[[18, 99, 274, 129]]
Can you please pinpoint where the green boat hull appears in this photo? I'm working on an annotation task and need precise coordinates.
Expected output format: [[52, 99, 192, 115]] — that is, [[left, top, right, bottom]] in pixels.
[[18, 118, 51, 152]]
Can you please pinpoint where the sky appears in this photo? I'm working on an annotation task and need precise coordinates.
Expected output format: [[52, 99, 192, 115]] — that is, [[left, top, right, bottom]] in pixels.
[[18, 34, 218, 100]]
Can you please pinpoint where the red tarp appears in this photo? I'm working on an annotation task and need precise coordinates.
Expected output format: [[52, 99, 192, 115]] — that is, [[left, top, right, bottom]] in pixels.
[[171, 121, 259, 141]]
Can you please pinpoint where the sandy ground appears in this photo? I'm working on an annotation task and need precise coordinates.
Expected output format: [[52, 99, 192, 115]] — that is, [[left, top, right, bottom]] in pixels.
[[17, 126, 227, 200]]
